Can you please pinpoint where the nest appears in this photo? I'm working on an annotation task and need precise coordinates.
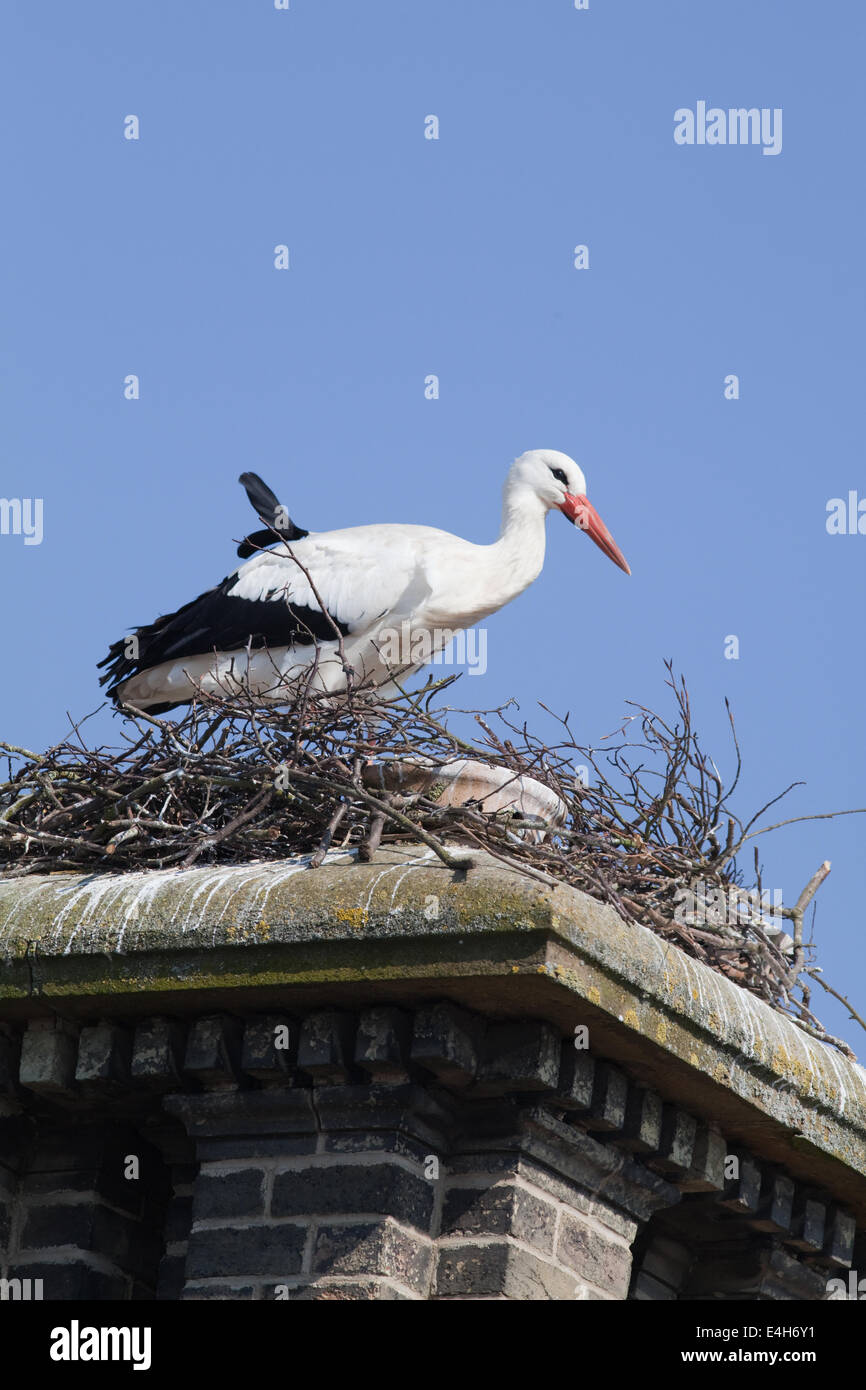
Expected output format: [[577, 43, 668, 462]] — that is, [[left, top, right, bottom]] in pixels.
[[1, 661, 861, 1057]]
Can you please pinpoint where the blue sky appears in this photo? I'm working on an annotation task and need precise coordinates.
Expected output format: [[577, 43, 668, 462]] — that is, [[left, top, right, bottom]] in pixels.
[[2, 1, 864, 1046]]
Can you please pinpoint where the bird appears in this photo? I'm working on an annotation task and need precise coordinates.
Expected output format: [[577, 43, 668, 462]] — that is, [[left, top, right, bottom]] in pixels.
[[98, 449, 630, 713]]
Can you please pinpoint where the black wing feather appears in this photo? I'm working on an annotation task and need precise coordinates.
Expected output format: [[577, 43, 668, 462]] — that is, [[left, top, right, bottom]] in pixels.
[[237, 471, 308, 558], [98, 573, 349, 709]]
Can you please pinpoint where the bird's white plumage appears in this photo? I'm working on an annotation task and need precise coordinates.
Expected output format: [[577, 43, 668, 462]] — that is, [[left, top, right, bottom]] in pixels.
[[112, 450, 628, 710], [226, 527, 436, 628]]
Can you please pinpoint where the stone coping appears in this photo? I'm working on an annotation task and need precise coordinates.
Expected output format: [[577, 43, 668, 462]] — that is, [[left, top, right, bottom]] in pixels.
[[1, 845, 865, 1214]]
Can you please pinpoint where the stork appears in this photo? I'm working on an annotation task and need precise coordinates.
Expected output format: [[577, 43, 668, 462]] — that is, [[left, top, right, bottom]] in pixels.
[[98, 449, 630, 713]]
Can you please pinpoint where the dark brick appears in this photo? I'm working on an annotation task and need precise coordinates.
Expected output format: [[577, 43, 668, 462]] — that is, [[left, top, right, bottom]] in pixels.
[[131, 1017, 187, 1089], [21, 1167, 145, 1216], [435, 1242, 578, 1300], [164, 1087, 317, 1139], [19, 1025, 78, 1098], [441, 1183, 556, 1253], [241, 1016, 297, 1082], [272, 1161, 434, 1230], [20, 1128, 166, 1217], [720, 1151, 762, 1214], [652, 1107, 697, 1176], [681, 1124, 726, 1192], [411, 1003, 482, 1087], [613, 1087, 663, 1153], [297, 1011, 356, 1083], [312, 1083, 452, 1149], [21, 1202, 161, 1281], [21, 1201, 95, 1250], [293, 1279, 413, 1300], [752, 1171, 795, 1234], [197, 1136, 317, 1162], [531, 1110, 675, 1225], [788, 1193, 825, 1252], [477, 1022, 560, 1096], [556, 1214, 632, 1296], [183, 1015, 243, 1087], [584, 1062, 628, 1133], [182, 1282, 257, 1299], [556, 1048, 595, 1112], [75, 1023, 132, 1095], [823, 1206, 856, 1267], [192, 1168, 266, 1222], [312, 1219, 433, 1292], [435, 1240, 510, 1296], [186, 1223, 305, 1278], [322, 1130, 438, 1165], [354, 1008, 412, 1082]]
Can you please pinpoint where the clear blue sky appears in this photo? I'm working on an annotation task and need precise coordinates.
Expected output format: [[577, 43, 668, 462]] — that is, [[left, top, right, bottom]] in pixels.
[[2, 2, 864, 1046]]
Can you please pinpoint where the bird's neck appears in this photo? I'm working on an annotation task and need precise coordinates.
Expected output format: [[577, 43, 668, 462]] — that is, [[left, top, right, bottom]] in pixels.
[[423, 483, 550, 630], [486, 484, 549, 600]]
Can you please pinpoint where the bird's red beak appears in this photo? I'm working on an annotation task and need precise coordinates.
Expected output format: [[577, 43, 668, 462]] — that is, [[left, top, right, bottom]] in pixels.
[[560, 493, 631, 575]]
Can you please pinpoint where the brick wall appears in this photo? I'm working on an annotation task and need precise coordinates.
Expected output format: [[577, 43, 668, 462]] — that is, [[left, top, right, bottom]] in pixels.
[[1, 1003, 857, 1300]]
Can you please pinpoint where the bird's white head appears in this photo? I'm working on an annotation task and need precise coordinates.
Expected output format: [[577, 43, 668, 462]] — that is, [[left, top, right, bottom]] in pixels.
[[507, 449, 631, 575]]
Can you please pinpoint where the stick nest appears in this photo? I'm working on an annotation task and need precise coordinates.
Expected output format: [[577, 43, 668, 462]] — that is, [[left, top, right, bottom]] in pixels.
[[1, 662, 861, 1057]]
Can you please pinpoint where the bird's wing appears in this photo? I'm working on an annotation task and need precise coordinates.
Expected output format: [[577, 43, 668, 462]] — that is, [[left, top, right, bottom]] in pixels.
[[98, 527, 433, 698], [230, 531, 432, 632]]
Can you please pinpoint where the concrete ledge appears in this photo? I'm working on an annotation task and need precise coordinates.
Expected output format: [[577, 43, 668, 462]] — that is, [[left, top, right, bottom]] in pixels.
[[1, 845, 865, 1218]]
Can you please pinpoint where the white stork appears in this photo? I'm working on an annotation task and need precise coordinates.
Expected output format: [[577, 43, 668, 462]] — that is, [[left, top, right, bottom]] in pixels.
[[98, 449, 630, 713]]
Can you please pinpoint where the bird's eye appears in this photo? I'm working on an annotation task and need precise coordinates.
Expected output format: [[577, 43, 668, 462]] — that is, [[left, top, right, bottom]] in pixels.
[[549, 467, 568, 486]]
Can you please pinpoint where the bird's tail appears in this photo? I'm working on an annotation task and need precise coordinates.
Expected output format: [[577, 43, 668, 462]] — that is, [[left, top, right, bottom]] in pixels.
[[237, 471, 308, 557]]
